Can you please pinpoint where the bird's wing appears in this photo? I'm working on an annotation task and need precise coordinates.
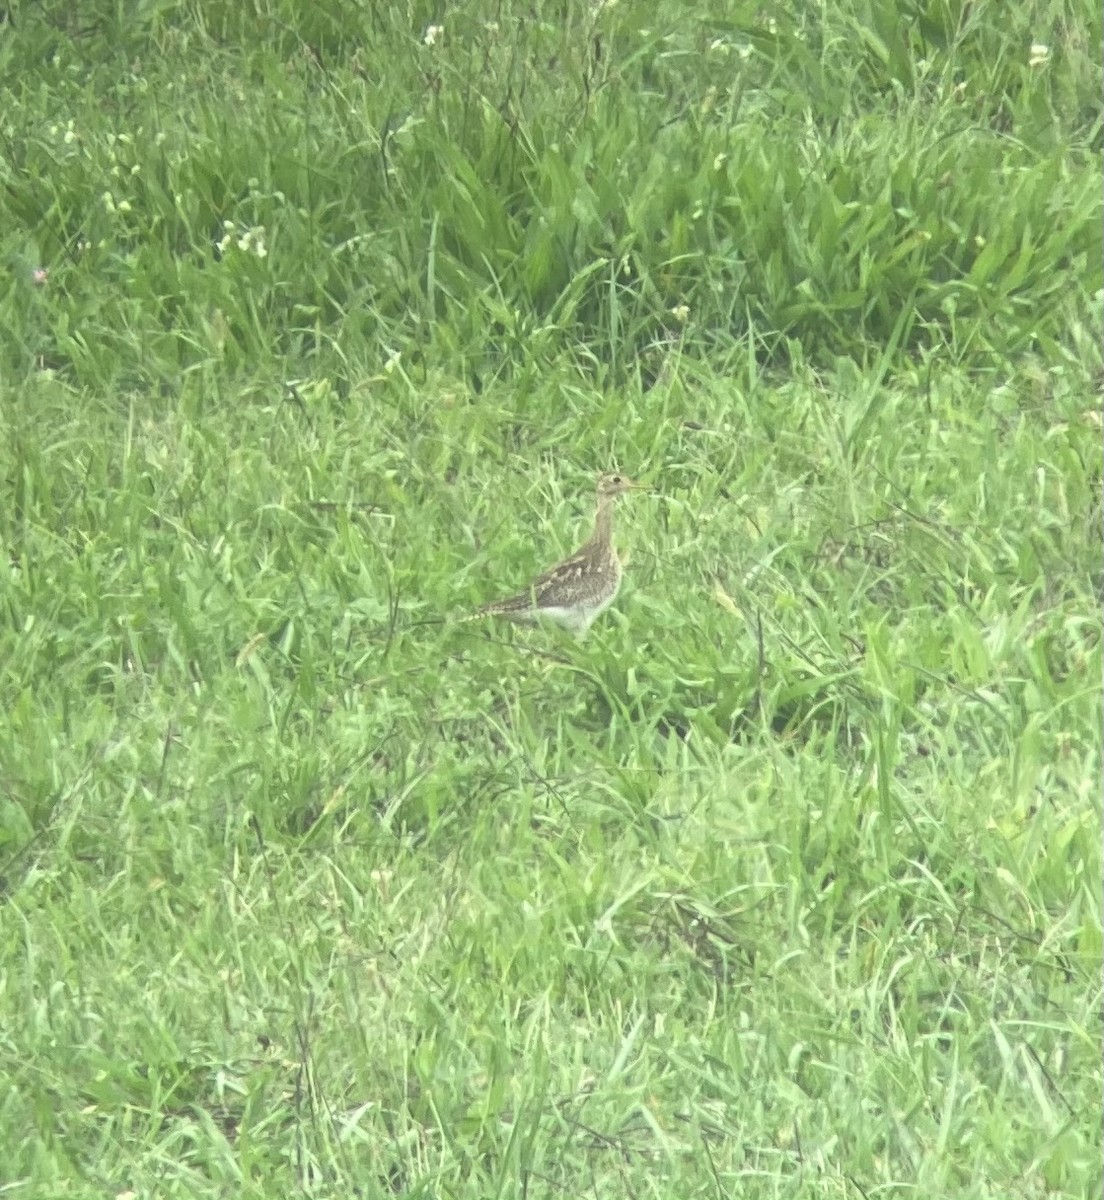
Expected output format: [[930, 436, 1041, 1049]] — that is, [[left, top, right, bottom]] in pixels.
[[479, 547, 596, 613]]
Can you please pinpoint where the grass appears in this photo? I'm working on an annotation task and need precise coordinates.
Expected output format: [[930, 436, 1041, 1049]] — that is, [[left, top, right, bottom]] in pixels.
[[1, 0, 1101, 1197]]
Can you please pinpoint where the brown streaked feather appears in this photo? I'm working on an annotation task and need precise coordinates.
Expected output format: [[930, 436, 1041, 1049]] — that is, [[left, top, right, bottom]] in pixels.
[[464, 471, 643, 631], [476, 540, 620, 617]]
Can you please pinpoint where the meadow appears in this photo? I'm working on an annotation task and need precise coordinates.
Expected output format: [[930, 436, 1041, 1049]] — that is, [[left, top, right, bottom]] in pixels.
[[0, 1, 1101, 1196]]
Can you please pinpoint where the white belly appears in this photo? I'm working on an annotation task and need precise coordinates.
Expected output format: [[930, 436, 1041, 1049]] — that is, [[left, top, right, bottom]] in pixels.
[[521, 592, 615, 636]]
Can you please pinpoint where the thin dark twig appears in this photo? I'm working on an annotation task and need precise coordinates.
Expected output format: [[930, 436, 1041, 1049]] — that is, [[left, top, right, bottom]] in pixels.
[[700, 1129, 724, 1199], [1023, 1042, 1077, 1119]]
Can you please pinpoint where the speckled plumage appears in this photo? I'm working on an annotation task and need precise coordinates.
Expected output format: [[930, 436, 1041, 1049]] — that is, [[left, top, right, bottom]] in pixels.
[[469, 473, 643, 636]]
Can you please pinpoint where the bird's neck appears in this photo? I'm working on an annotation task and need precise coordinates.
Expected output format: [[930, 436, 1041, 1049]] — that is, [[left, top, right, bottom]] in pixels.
[[591, 495, 615, 546]]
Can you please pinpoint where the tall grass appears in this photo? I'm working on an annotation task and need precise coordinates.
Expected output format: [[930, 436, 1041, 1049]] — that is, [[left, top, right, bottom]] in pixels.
[[1, 1, 1101, 1197]]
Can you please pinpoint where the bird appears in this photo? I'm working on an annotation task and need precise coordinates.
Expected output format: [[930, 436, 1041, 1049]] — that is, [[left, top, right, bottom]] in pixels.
[[464, 472, 647, 637]]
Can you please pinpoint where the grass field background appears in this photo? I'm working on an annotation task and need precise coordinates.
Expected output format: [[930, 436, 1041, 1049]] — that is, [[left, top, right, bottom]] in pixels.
[[1, 1, 1101, 1196]]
